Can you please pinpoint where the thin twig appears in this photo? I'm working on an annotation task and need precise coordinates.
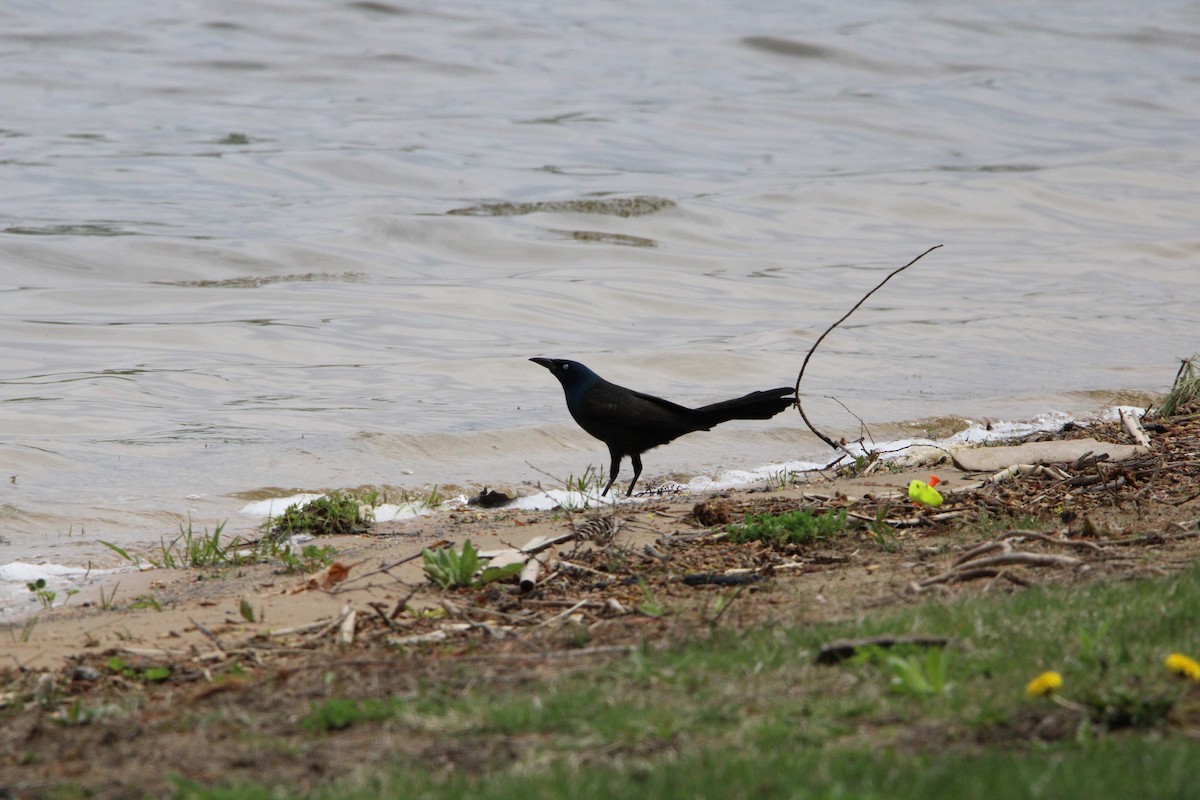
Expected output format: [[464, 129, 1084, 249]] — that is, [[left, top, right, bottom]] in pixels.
[[794, 245, 943, 450], [189, 617, 227, 653], [532, 599, 592, 629]]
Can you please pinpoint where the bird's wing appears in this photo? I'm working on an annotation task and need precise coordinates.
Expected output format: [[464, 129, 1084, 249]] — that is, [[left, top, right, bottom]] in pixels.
[[578, 382, 701, 435]]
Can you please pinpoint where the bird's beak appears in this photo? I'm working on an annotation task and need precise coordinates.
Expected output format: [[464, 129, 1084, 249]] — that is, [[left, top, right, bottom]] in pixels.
[[529, 357, 554, 369]]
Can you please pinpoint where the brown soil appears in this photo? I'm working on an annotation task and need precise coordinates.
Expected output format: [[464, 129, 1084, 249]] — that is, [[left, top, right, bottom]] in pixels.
[[2, 414, 1199, 799]]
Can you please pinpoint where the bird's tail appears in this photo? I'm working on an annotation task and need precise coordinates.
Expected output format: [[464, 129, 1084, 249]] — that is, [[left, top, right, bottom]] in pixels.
[[692, 387, 795, 425]]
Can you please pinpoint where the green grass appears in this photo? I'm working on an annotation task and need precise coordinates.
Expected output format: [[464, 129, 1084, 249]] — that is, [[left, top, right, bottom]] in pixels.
[[302, 698, 405, 732], [173, 739, 1200, 800], [1156, 354, 1200, 417], [174, 565, 1200, 799], [727, 507, 848, 545], [421, 540, 524, 590], [269, 491, 367, 538], [156, 519, 244, 569], [102, 519, 244, 570]]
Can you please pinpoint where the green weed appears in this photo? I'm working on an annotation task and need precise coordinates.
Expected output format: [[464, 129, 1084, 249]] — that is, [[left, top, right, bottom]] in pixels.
[[99, 539, 141, 569], [130, 594, 162, 611], [302, 697, 403, 732], [269, 492, 366, 538], [727, 507, 848, 545], [421, 540, 523, 590], [1156, 354, 1200, 417], [392, 484, 449, 510], [26, 578, 56, 609], [885, 647, 954, 697], [763, 468, 795, 492], [98, 581, 120, 610], [103, 656, 172, 684], [259, 541, 337, 575], [151, 519, 245, 569], [637, 579, 666, 617], [867, 506, 898, 551]]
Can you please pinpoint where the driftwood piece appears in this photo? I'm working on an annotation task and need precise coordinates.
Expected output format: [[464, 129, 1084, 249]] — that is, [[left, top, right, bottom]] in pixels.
[[997, 529, 1105, 553], [552, 558, 611, 578], [336, 607, 357, 645], [816, 634, 951, 665], [478, 531, 576, 560], [1120, 408, 1152, 447], [922, 552, 1082, 587], [912, 526, 1104, 594], [388, 622, 471, 648], [682, 573, 763, 587], [954, 438, 1146, 473], [986, 463, 1071, 485], [519, 558, 542, 593], [269, 617, 340, 638]]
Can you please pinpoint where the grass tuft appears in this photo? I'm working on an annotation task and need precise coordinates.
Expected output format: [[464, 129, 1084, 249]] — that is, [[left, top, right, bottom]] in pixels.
[[727, 507, 848, 545], [1156, 354, 1200, 417], [269, 491, 368, 538], [153, 519, 243, 569], [422, 540, 523, 590]]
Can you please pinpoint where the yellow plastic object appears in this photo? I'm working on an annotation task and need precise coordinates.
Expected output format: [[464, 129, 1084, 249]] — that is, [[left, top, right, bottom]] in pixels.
[[908, 474, 944, 507]]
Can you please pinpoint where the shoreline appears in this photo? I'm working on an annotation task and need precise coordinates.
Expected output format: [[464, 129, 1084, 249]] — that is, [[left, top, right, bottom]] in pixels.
[[0, 403, 1150, 626]]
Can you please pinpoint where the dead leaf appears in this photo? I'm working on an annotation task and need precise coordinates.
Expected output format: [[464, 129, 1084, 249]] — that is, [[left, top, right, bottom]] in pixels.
[[320, 561, 353, 588], [289, 560, 362, 593]]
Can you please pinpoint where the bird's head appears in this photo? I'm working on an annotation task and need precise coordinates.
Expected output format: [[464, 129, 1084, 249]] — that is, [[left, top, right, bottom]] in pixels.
[[529, 357, 598, 390]]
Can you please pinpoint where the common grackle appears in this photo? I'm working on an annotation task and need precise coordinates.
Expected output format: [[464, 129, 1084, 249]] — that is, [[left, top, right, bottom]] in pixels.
[[531, 357, 795, 497]]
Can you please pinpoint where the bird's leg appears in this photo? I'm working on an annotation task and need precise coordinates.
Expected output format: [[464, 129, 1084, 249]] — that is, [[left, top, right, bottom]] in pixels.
[[626, 454, 643, 497], [601, 447, 622, 497]]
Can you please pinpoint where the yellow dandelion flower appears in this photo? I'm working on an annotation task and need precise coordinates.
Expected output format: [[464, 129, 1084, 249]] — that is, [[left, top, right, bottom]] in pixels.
[[1165, 653, 1200, 682], [1025, 671, 1063, 698]]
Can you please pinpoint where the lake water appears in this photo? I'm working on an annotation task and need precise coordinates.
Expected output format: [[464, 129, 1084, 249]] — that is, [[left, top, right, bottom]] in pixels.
[[1, 0, 1197, 602]]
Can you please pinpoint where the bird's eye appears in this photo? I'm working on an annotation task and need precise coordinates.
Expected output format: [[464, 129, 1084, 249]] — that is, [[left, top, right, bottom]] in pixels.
[[562, 364, 570, 370]]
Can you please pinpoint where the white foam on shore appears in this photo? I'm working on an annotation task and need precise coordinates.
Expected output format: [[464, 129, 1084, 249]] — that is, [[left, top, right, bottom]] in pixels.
[[513, 410, 1105, 506], [0, 562, 125, 620], [237, 493, 326, 518], [236, 495, 469, 523]]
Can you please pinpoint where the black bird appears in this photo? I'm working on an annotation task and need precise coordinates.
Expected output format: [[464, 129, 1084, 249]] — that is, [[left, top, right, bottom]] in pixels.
[[530, 357, 795, 497]]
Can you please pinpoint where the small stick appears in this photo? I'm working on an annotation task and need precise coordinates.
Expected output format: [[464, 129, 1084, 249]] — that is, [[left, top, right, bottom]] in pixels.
[[794, 245, 943, 450], [996, 530, 1104, 553], [337, 607, 357, 645], [479, 530, 576, 559], [1119, 408, 1152, 447], [552, 558, 611, 577], [920, 552, 1081, 588], [816, 634, 951, 664], [952, 539, 1013, 567], [914, 567, 1001, 590], [189, 617, 227, 652], [269, 618, 339, 637], [532, 599, 592, 629]]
